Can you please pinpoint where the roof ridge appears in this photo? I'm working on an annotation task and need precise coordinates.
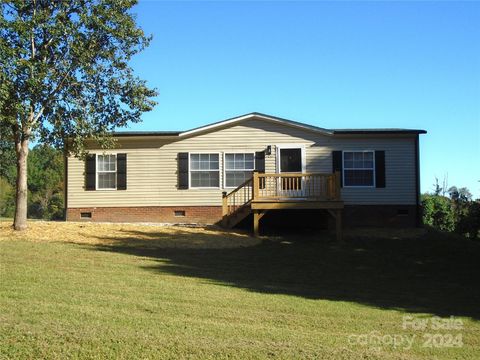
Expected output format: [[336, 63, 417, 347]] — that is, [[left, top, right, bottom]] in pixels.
[[110, 112, 427, 136]]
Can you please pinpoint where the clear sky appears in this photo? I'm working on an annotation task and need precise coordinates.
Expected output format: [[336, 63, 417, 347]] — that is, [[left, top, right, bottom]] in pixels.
[[128, 0, 480, 197]]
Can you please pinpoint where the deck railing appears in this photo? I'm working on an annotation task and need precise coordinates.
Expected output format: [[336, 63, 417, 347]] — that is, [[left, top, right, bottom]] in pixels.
[[254, 171, 341, 201], [222, 171, 341, 217]]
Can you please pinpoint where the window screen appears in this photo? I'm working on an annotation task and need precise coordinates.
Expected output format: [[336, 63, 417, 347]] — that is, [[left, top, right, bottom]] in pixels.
[[343, 151, 374, 186], [190, 153, 220, 187], [225, 153, 254, 187]]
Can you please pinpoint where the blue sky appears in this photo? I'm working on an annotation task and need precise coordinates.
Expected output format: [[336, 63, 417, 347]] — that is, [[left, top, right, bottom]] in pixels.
[[128, 1, 480, 197]]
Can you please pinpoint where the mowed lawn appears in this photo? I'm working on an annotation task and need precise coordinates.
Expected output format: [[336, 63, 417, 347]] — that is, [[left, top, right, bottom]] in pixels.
[[1, 222, 479, 359]]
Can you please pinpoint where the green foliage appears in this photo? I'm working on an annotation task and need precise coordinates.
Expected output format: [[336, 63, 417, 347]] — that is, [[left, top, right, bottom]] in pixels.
[[423, 182, 479, 240], [448, 186, 472, 203], [456, 201, 480, 240], [27, 144, 64, 220], [0, 1, 157, 155], [0, 144, 64, 220], [422, 194, 456, 232], [0, 126, 16, 184], [0, 177, 15, 217]]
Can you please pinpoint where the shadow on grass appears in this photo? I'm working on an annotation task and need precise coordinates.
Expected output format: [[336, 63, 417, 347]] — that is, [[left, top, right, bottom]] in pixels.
[[87, 227, 480, 320]]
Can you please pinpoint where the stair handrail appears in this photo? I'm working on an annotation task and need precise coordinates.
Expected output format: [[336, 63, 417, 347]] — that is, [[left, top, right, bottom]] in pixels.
[[222, 177, 254, 217]]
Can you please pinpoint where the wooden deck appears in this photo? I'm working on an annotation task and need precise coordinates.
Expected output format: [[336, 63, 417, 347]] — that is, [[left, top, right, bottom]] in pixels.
[[222, 171, 344, 240]]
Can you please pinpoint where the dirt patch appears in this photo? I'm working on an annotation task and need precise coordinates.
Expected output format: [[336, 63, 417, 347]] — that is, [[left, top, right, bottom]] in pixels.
[[0, 221, 260, 249]]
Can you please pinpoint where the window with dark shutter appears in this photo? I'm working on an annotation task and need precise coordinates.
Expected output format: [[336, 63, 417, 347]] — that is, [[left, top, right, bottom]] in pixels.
[[375, 150, 386, 188], [332, 151, 343, 187], [117, 153, 127, 190], [85, 154, 96, 190], [178, 152, 189, 189], [189, 153, 220, 188], [343, 151, 374, 187], [97, 154, 117, 189]]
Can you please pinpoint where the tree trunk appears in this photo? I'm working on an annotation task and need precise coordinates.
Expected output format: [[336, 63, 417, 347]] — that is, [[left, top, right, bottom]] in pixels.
[[13, 138, 29, 231]]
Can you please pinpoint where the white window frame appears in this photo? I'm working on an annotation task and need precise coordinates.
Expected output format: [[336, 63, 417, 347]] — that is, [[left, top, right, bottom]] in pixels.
[[223, 151, 255, 189], [342, 150, 376, 188], [276, 144, 306, 173], [188, 152, 221, 189], [96, 153, 117, 190]]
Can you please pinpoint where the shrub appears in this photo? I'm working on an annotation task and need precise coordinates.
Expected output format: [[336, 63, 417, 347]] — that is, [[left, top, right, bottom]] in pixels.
[[27, 193, 64, 220], [46, 193, 64, 220], [422, 195, 455, 232], [456, 201, 480, 240]]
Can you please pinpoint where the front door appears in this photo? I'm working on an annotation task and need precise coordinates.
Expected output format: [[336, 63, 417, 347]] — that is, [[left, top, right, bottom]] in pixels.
[[278, 146, 304, 196]]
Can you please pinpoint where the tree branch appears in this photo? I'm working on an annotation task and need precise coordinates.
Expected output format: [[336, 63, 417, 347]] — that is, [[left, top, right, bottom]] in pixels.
[[31, 0, 37, 60]]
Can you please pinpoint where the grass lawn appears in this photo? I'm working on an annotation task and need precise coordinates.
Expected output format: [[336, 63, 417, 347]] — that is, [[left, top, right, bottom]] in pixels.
[[1, 222, 479, 359]]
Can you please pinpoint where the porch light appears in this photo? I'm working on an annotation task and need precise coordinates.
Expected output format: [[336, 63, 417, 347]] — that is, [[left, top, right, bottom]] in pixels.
[[265, 145, 272, 156]]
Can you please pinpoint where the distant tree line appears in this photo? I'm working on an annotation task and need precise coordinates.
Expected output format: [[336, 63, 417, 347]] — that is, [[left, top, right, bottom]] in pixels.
[[0, 144, 64, 220], [422, 178, 480, 240]]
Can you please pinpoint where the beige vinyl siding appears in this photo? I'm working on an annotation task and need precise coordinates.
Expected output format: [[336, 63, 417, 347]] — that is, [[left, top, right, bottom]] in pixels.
[[68, 118, 417, 207], [305, 138, 416, 204]]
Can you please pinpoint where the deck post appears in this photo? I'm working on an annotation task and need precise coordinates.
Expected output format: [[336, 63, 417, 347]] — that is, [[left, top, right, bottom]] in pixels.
[[334, 171, 341, 200], [222, 191, 228, 227], [335, 209, 342, 242], [253, 210, 260, 237], [222, 191, 228, 217], [253, 171, 259, 201]]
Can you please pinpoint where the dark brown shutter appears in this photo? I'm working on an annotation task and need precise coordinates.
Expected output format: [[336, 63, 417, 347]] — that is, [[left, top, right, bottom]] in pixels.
[[85, 154, 96, 190], [332, 151, 343, 187], [117, 153, 127, 190], [178, 152, 189, 189], [375, 150, 386, 188], [255, 151, 265, 173]]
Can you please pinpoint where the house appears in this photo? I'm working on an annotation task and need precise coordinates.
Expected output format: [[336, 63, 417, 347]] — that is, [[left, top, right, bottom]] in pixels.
[[65, 112, 426, 237]]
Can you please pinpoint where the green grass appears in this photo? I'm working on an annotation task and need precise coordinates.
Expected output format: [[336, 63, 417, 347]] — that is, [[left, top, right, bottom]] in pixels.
[[1, 227, 479, 359]]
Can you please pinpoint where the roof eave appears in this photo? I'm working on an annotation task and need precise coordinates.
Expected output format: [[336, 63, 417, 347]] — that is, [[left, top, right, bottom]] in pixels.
[[106, 113, 427, 138], [333, 130, 427, 135], [111, 131, 181, 137]]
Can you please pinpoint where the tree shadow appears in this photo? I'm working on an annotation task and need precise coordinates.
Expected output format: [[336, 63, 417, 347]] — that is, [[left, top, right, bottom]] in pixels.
[[84, 227, 480, 320]]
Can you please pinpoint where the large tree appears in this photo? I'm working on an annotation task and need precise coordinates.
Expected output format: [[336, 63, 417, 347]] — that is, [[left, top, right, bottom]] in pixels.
[[0, 0, 157, 230]]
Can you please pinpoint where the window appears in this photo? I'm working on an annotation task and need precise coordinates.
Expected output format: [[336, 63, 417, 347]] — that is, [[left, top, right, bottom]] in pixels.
[[224, 153, 255, 187], [190, 153, 220, 188], [97, 154, 117, 189], [343, 151, 375, 187], [80, 212, 92, 219], [174, 210, 186, 217]]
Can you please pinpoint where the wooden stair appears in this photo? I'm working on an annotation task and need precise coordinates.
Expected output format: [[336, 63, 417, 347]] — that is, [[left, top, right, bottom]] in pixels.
[[222, 177, 254, 229], [222, 203, 252, 228]]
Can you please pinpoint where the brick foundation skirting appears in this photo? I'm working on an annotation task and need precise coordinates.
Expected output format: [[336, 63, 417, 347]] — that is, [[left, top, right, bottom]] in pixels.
[[67, 206, 223, 224], [67, 204, 419, 228], [342, 205, 419, 228]]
